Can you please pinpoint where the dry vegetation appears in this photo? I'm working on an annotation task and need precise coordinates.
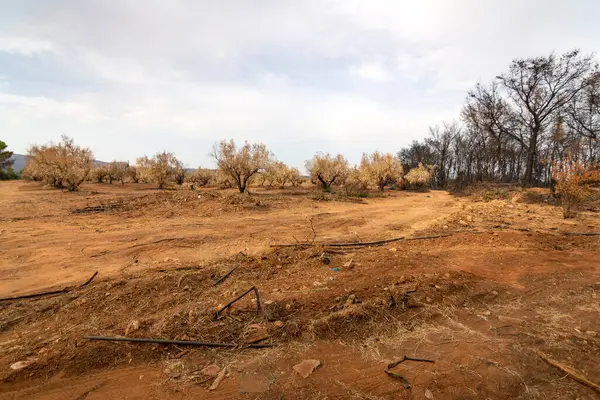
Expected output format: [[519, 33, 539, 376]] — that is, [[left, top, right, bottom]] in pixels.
[[0, 180, 599, 399]]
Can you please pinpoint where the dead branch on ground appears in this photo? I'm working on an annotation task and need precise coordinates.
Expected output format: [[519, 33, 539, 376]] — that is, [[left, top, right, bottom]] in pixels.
[[214, 286, 261, 319], [0, 271, 98, 303], [535, 350, 600, 393]]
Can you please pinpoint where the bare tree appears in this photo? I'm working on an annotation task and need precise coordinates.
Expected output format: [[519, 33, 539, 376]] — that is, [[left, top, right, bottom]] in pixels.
[[497, 50, 595, 185], [211, 139, 273, 193]]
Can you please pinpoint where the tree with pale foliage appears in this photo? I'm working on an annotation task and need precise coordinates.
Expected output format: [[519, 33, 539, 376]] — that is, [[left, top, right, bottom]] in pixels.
[[305, 153, 349, 192], [359, 151, 402, 191], [211, 139, 273, 193], [136, 151, 182, 189], [23, 135, 93, 191], [404, 162, 433, 190], [259, 161, 301, 188], [552, 157, 600, 218]]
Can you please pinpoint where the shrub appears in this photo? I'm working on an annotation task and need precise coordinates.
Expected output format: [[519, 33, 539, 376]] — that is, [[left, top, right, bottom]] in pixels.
[[482, 188, 510, 202], [343, 168, 370, 197], [186, 168, 215, 189], [552, 158, 600, 218]]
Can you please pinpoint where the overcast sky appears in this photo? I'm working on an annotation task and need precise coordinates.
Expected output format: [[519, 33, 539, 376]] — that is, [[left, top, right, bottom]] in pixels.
[[0, 1, 598, 169]]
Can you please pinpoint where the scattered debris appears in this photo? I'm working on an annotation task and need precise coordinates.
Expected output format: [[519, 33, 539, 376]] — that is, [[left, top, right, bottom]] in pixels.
[[330, 267, 340, 272], [209, 366, 228, 391], [201, 364, 221, 378], [214, 286, 261, 319], [293, 359, 321, 378], [535, 350, 600, 393]]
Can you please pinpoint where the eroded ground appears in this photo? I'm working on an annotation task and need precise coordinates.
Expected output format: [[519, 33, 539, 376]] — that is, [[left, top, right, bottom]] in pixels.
[[0, 181, 599, 399]]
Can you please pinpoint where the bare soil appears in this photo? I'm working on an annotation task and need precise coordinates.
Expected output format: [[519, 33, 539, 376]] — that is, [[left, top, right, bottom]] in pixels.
[[0, 181, 599, 399]]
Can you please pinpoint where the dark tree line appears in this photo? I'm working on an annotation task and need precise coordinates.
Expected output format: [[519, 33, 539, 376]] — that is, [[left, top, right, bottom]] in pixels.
[[398, 50, 600, 188]]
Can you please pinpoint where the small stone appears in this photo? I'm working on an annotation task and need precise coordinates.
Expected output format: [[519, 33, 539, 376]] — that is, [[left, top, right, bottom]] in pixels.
[[293, 359, 321, 378], [491, 291, 499, 296], [482, 310, 491, 316], [125, 320, 140, 335], [389, 248, 397, 253], [425, 389, 434, 399], [426, 297, 432, 303], [264, 300, 274, 305], [285, 303, 291, 311], [10, 360, 35, 371], [274, 320, 284, 328], [201, 364, 221, 377], [458, 220, 468, 226], [466, 216, 474, 222], [444, 273, 450, 278], [105, 292, 111, 297], [246, 328, 270, 344]]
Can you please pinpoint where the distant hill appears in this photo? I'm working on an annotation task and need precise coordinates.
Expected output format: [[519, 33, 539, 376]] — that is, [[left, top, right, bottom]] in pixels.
[[8, 154, 26, 173], [8, 154, 107, 175]]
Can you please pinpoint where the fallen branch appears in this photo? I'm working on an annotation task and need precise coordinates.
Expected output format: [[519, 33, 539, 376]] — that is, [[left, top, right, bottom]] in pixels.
[[388, 355, 435, 369], [214, 264, 241, 286], [214, 286, 261, 319], [0, 271, 99, 303], [128, 237, 187, 249], [83, 336, 274, 349], [535, 350, 600, 393], [75, 381, 106, 400], [405, 234, 453, 241]]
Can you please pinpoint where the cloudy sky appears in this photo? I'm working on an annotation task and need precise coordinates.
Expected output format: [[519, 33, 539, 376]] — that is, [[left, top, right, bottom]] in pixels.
[[0, 1, 598, 169]]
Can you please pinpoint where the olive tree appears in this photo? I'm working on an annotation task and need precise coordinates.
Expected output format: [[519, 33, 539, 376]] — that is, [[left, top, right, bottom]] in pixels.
[[211, 139, 273, 193], [359, 151, 402, 191], [136, 151, 182, 189], [305, 153, 349, 192]]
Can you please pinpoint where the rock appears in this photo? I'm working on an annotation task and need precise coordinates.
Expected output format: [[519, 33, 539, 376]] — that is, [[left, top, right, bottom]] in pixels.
[[458, 220, 468, 226], [209, 366, 228, 390], [389, 248, 397, 253], [498, 316, 525, 325], [10, 359, 35, 371], [246, 328, 270, 344], [105, 292, 111, 297], [482, 310, 491, 316], [466, 216, 474, 222], [125, 320, 140, 336], [425, 389, 434, 399], [264, 300, 274, 305], [563, 220, 578, 225], [293, 359, 321, 378], [442, 225, 449, 230], [274, 320, 284, 328], [201, 364, 221, 377]]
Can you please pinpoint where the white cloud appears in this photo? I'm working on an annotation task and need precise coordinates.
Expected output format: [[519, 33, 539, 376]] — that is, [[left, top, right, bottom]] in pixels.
[[0, 37, 56, 55], [349, 62, 391, 83]]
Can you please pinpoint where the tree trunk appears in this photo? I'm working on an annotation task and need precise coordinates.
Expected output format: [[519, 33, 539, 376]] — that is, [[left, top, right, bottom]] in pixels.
[[523, 129, 539, 186]]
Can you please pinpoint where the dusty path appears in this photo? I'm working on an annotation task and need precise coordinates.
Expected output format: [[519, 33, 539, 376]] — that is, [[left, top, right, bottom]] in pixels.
[[0, 182, 457, 297]]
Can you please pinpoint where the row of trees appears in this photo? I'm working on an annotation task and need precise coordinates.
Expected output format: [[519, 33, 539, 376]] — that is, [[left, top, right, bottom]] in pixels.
[[399, 50, 599, 188], [21, 136, 424, 193]]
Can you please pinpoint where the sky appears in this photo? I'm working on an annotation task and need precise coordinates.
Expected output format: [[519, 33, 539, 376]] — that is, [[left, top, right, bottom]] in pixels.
[[0, 1, 599, 170]]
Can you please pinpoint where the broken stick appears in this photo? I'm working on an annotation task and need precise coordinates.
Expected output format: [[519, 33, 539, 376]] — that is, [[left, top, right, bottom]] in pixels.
[[214, 286, 261, 319], [535, 350, 600, 393]]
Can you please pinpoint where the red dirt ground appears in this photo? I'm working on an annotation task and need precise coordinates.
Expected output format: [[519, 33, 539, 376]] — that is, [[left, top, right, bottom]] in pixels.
[[0, 181, 599, 399]]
